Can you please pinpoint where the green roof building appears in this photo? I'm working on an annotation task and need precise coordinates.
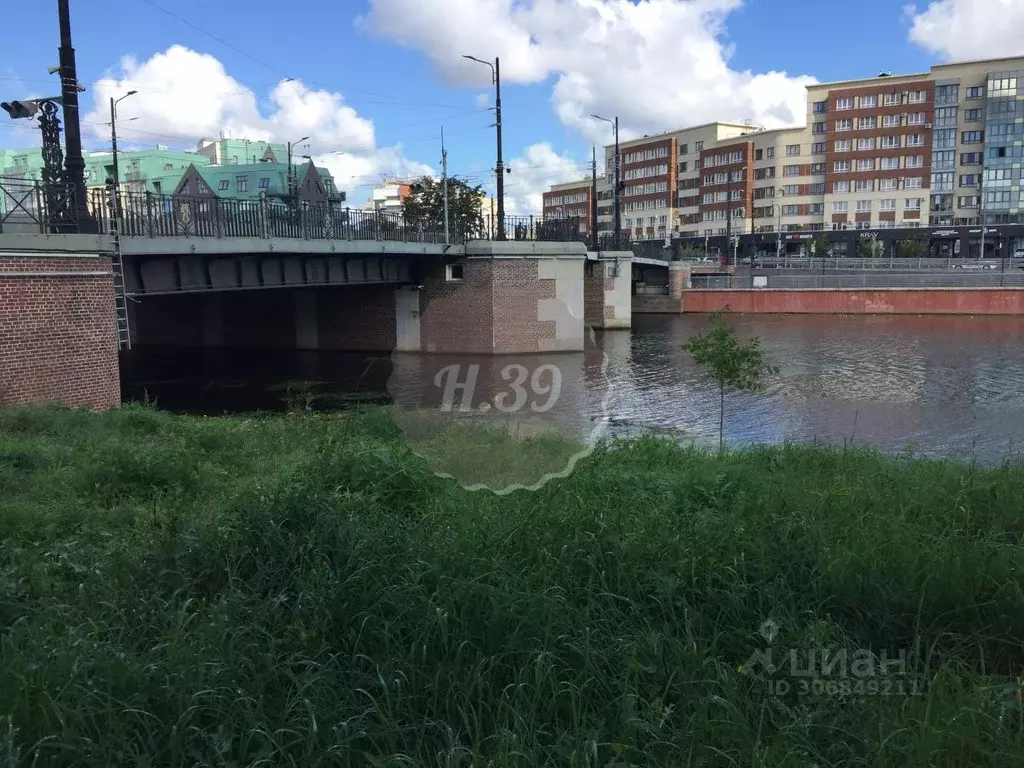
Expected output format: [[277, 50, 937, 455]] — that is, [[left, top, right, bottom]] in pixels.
[[175, 158, 343, 205]]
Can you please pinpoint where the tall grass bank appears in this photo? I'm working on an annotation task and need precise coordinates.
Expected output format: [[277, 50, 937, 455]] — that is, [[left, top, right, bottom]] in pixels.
[[1, 405, 1023, 766]]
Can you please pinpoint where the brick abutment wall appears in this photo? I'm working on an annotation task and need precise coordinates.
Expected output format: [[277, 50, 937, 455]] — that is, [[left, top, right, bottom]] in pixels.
[[682, 288, 1024, 315], [0, 251, 120, 409]]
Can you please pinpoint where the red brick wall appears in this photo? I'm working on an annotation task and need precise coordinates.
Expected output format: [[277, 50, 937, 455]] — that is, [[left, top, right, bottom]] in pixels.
[[0, 253, 120, 409], [683, 289, 1024, 315], [492, 260, 555, 353], [316, 285, 397, 351]]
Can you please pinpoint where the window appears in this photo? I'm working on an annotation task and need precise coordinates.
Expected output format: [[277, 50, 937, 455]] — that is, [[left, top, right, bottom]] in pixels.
[[883, 92, 902, 106], [782, 184, 799, 196], [961, 130, 983, 144], [782, 205, 798, 216], [811, 163, 825, 175], [446, 263, 465, 282], [985, 190, 1013, 204], [905, 198, 921, 210], [857, 138, 875, 151], [809, 183, 825, 195], [932, 150, 955, 171], [881, 135, 900, 149], [754, 149, 763, 161], [680, 143, 688, 155], [813, 100, 828, 113], [860, 94, 877, 108], [695, 140, 704, 151], [960, 152, 982, 165], [218, 179, 230, 191], [882, 114, 901, 128], [989, 146, 1009, 159], [879, 220, 896, 229], [879, 178, 898, 191], [935, 84, 958, 105], [731, 189, 743, 201], [958, 196, 980, 208], [933, 128, 956, 149], [984, 168, 1013, 184], [783, 165, 800, 177], [835, 139, 851, 152], [809, 203, 824, 215], [835, 118, 852, 131], [856, 200, 871, 213], [713, 191, 726, 203], [987, 76, 1017, 97], [936, 107, 961, 130], [856, 158, 874, 172], [258, 177, 270, 189], [966, 85, 983, 99], [730, 151, 743, 163], [959, 174, 980, 187], [730, 170, 744, 182], [908, 90, 926, 103], [659, 215, 667, 225], [931, 172, 953, 191], [833, 201, 848, 213], [834, 160, 851, 173], [679, 161, 688, 172], [811, 142, 826, 154], [236, 176, 248, 192], [833, 181, 850, 193], [766, 147, 775, 159], [786, 144, 800, 156], [813, 121, 826, 135], [854, 179, 875, 192], [964, 108, 983, 122], [907, 112, 926, 125], [906, 134, 924, 147], [880, 199, 896, 211], [836, 96, 853, 110], [858, 116, 877, 130], [905, 177, 923, 189], [880, 157, 900, 170]]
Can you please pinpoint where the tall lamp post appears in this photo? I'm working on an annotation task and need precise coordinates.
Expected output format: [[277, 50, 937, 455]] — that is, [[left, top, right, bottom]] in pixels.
[[591, 114, 620, 247], [463, 55, 505, 240], [109, 90, 137, 226], [287, 135, 309, 209], [57, 0, 93, 231]]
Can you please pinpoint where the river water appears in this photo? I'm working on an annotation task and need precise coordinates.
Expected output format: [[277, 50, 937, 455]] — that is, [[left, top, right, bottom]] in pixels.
[[121, 314, 1024, 464]]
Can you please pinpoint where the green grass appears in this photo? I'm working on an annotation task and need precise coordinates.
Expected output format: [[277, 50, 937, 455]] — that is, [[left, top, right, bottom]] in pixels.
[[1, 404, 1024, 766]]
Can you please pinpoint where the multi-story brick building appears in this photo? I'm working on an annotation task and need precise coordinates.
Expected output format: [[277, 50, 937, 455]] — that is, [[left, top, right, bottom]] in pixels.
[[541, 179, 594, 235], [558, 55, 1024, 259]]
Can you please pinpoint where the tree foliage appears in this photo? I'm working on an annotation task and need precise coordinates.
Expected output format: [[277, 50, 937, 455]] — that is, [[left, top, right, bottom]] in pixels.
[[809, 234, 831, 258], [402, 176, 486, 239], [899, 237, 927, 259], [683, 309, 778, 450]]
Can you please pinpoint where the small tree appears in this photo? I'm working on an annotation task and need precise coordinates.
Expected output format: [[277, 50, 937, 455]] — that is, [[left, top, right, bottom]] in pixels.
[[402, 175, 486, 239], [809, 234, 831, 258], [683, 309, 778, 451], [898, 237, 927, 259]]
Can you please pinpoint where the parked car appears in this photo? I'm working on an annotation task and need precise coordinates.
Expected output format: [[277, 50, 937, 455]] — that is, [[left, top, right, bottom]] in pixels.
[[1014, 248, 1024, 259]]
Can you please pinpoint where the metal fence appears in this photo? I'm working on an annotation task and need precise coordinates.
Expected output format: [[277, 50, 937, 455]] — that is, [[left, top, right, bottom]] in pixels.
[[689, 272, 1024, 290], [0, 178, 594, 245], [0, 176, 86, 234]]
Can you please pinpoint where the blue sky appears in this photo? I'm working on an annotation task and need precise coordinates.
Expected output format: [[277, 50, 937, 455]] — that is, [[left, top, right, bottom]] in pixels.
[[0, 0, 1013, 209]]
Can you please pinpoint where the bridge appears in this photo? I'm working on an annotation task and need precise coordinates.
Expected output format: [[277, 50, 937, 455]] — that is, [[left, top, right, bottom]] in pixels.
[[0, 179, 633, 410]]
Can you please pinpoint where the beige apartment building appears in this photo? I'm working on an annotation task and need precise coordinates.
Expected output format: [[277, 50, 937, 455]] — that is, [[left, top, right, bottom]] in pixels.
[[560, 55, 1024, 258]]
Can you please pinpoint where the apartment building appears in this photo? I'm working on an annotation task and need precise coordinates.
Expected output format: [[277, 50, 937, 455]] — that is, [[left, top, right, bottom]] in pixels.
[[541, 179, 593, 234], [567, 54, 1024, 257]]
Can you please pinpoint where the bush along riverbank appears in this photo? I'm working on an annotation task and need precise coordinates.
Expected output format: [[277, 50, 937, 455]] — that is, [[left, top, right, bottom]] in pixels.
[[2, 405, 1024, 766]]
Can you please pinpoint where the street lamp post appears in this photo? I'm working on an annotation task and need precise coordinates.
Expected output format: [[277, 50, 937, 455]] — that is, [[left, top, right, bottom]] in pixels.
[[287, 135, 309, 209], [57, 0, 93, 231], [109, 90, 137, 227], [463, 55, 505, 240], [591, 114, 620, 247]]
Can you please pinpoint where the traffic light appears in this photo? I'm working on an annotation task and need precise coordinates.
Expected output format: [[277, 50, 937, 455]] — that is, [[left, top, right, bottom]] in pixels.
[[1, 100, 40, 119]]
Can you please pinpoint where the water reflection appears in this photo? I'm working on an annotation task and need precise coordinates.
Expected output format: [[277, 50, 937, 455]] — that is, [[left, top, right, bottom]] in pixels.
[[121, 314, 1024, 464]]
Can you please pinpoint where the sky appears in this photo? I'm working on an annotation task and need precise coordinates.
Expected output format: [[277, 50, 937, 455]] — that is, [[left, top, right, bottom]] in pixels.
[[2, 0, 1023, 212]]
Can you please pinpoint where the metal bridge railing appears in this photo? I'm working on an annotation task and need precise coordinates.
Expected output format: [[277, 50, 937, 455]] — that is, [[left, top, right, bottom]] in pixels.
[[0, 176, 84, 234]]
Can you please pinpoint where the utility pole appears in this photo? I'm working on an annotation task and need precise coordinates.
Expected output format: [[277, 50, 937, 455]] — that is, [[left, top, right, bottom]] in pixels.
[[57, 0, 93, 232], [109, 91, 136, 228], [462, 55, 505, 239], [775, 201, 782, 261], [979, 174, 986, 260], [590, 114, 620, 247], [726, 170, 733, 265], [590, 145, 598, 249], [441, 126, 450, 244]]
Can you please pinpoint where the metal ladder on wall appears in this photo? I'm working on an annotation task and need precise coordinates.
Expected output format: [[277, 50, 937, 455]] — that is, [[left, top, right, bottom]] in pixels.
[[109, 207, 132, 351]]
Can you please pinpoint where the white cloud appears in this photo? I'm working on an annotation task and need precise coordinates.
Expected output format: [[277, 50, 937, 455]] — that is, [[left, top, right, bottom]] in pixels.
[[907, 0, 1024, 61], [83, 45, 429, 197], [475, 92, 491, 108], [503, 142, 593, 214], [314, 146, 435, 206], [357, 0, 816, 140]]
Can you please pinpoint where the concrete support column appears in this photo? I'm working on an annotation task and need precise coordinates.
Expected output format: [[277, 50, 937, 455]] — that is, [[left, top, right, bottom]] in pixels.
[[294, 290, 319, 350], [669, 264, 690, 298], [395, 286, 421, 352], [202, 293, 226, 347]]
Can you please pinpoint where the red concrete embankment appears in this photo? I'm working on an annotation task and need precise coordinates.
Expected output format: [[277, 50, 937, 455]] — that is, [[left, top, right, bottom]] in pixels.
[[682, 288, 1024, 315]]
